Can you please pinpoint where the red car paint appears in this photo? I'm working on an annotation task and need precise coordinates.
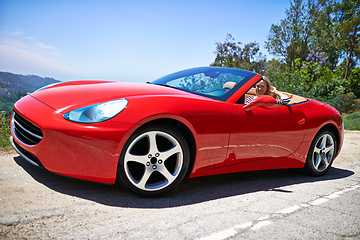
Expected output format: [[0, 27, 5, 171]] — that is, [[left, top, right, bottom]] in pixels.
[[10, 67, 344, 195]]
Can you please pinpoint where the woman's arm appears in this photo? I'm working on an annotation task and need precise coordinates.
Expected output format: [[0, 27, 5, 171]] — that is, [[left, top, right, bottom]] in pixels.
[[270, 87, 290, 105]]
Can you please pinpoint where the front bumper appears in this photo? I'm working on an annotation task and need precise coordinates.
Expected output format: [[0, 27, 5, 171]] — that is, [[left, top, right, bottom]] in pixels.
[[11, 95, 134, 184], [10, 136, 44, 168]]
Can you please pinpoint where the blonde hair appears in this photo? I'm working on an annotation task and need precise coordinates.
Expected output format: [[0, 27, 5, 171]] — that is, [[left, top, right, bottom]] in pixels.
[[262, 76, 271, 95]]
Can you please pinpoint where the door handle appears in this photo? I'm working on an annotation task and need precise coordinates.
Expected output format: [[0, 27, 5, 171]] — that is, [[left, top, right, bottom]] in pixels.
[[297, 118, 306, 125]]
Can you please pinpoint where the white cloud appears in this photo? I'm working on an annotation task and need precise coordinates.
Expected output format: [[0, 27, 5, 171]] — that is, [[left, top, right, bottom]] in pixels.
[[0, 42, 76, 79], [0, 35, 77, 79], [23, 36, 62, 57], [0, 29, 23, 37], [36, 41, 57, 50]]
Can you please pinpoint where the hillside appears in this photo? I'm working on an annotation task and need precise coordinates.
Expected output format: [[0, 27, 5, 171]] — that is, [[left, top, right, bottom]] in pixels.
[[0, 72, 60, 96], [0, 72, 60, 114]]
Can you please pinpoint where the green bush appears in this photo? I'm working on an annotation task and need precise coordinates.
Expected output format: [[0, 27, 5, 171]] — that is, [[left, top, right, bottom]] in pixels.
[[343, 112, 360, 131], [267, 57, 359, 114], [327, 91, 357, 114], [0, 113, 11, 151]]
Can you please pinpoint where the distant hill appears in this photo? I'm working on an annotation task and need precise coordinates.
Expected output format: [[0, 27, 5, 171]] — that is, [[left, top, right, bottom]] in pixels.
[[0, 72, 60, 96]]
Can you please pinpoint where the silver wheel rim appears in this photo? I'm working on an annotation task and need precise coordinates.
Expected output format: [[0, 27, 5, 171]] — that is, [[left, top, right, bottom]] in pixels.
[[124, 131, 184, 191], [312, 133, 335, 172]]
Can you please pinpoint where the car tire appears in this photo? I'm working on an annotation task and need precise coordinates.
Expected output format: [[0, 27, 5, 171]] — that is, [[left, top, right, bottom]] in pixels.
[[117, 124, 190, 197], [304, 129, 337, 176]]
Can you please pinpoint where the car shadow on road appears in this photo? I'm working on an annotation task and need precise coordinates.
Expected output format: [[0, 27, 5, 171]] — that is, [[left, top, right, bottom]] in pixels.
[[14, 156, 354, 209]]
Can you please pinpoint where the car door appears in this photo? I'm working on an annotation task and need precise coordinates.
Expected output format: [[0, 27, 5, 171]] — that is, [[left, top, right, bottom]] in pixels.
[[226, 103, 307, 165]]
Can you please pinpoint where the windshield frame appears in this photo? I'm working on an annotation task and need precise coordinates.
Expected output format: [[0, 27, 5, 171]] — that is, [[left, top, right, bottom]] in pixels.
[[151, 67, 257, 102]]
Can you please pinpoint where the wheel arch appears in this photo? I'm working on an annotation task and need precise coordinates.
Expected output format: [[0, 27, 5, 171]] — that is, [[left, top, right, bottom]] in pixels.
[[316, 123, 341, 156], [303, 123, 340, 176], [115, 116, 197, 181], [139, 118, 197, 177]]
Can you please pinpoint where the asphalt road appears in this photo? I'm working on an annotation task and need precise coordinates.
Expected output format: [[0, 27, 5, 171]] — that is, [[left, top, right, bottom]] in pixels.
[[1, 131, 359, 239]]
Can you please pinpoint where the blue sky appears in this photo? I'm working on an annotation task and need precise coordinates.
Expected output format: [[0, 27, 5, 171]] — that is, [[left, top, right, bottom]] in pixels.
[[0, 0, 289, 82]]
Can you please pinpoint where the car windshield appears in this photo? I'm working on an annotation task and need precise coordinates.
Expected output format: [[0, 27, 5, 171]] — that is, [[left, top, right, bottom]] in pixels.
[[151, 67, 257, 101]]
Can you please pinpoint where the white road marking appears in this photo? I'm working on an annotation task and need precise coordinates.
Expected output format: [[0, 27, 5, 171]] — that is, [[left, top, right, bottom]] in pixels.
[[251, 220, 272, 230], [199, 228, 238, 240], [325, 193, 341, 199], [198, 183, 360, 240], [310, 198, 329, 205], [277, 205, 302, 214], [257, 215, 270, 221], [235, 222, 253, 229]]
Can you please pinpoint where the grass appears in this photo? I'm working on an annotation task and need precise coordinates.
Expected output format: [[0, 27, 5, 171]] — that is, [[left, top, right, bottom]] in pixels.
[[343, 111, 360, 131], [0, 113, 12, 152]]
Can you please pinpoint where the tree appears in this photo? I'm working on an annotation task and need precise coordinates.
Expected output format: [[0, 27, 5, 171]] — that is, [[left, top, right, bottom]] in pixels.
[[308, 0, 340, 67], [333, 0, 360, 79], [211, 34, 266, 73], [265, 0, 312, 70], [266, 0, 359, 74]]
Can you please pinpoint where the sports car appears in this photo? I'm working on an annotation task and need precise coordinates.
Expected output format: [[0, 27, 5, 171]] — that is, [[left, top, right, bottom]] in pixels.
[[10, 67, 344, 197]]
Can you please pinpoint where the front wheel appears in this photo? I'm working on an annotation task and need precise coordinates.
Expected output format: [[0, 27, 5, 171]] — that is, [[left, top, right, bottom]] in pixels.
[[117, 124, 190, 197], [304, 130, 337, 176]]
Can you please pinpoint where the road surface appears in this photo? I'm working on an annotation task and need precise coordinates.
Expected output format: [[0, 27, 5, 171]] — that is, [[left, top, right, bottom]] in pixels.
[[1, 131, 359, 239]]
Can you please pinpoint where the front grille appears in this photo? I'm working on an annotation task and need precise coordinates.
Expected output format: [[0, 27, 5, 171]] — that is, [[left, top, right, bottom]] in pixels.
[[11, 138, 44, 168], [12, 112, 43, 146]]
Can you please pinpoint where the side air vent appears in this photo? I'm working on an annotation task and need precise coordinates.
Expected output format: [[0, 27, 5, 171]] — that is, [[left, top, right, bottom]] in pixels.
[[12, 112, 43, 146]]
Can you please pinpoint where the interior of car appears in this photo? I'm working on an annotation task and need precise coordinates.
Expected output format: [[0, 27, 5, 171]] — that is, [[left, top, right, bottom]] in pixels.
[[223, 81, 308, 105]]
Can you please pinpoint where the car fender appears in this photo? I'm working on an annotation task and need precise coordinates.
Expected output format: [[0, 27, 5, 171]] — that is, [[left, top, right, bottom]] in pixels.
[[113, 95, 233, 174], [299, 99, 344, 155], [114, 112, 198, 161]]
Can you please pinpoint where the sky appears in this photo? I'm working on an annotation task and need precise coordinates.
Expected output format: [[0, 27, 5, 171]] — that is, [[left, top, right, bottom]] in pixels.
[[0, 0, 289, 83]]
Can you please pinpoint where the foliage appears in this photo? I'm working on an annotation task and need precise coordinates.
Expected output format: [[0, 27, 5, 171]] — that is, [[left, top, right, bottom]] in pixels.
[[267, 54, 359, 113], [0, 71, 59, 96], [213, 31, 359, 114], [213, 1, 360, 108], [343, 111, 360, 130], [265, 0, 313, 69], [211, 34, 267, 74], [265, 0, 360, 79], [308, 0, 340, 66], [0, 112, 11, 151], [0, 93, 26, 116], [332, 0, 360, 79]]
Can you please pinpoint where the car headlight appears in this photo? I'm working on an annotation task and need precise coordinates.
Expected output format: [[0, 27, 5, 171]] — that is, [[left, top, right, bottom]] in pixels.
[[64, 99, 128, 123]]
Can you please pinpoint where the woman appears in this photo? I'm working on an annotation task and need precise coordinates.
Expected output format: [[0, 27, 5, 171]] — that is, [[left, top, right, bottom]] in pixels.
[[244, 76, 290, 105]]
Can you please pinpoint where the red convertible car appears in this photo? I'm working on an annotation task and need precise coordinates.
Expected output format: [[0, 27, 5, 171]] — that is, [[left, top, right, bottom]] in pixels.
[[10, 67, 344, 197]]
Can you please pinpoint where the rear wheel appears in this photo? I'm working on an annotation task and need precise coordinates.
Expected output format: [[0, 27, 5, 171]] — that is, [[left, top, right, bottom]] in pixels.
[[117, 124, 190, 197], [304, 130, 337, 176]]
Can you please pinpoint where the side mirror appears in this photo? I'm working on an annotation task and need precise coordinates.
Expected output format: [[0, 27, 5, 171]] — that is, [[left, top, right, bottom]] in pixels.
[[243, 95, 277, 111]]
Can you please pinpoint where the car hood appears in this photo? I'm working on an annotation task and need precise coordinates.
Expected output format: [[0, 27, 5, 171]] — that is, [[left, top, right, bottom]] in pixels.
[[30, 81, 196, 112]]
